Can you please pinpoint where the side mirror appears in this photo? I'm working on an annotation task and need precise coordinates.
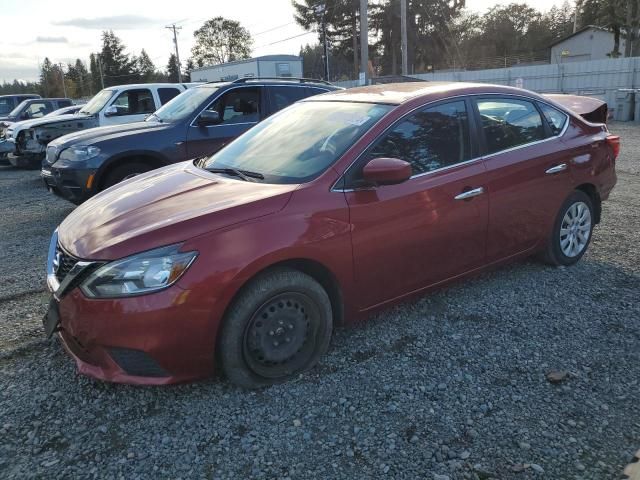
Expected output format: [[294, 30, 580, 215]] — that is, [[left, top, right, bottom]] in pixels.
[[21, 112, 29, 120], [362, 157, 412, 186], [104, 105, 118, 117], [197, 110, 221, 126]]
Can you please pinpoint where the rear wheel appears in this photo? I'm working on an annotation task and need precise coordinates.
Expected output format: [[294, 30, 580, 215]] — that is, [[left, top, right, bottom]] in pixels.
[[102, 162, 151, 190], [219, 268, 333, 389], [541, 190, 594, 266]]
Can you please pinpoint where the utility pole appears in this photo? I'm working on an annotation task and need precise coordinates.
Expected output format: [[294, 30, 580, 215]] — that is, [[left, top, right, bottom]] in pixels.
[[58, 63, 67, 98], [401, 0, 408, 75], [314, 5, 329, 81], [360, 0, 368, 85], [97, 55, 105, 89], [166, 24, 183, 82]]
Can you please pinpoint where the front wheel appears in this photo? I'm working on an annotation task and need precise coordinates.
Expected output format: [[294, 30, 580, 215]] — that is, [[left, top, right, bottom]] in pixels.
[[102, 162, 151, 190], [218, 268, 333, 389], [541, 190, 594, 266]]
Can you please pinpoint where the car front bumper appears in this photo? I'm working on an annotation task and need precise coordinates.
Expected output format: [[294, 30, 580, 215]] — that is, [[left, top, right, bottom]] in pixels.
[[45, 232, 219, 385], [51, 287, 216, 385], [42, 165, 95, 204]]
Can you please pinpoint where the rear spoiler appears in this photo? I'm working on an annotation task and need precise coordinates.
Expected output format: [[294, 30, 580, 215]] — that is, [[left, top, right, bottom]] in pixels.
[[542, 94, 608, 124]]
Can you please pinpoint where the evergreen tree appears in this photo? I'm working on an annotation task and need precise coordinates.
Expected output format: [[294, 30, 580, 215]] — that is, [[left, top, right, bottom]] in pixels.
[[89, 53, 103, 93], [99, 30, 136, 86], [137, 49, 156, 82], [167, 54, 180, 82]]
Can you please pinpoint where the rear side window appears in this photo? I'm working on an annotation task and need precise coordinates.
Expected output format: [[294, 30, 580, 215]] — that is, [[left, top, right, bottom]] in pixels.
[[539, 103, 568, 136], [158, 88, 181, 105], [269, 86, 310, 114], [0, 98, 14, 115], [476, 98, 545, 154], [111, 89, 155, 115], [365, 100, 471, 175]]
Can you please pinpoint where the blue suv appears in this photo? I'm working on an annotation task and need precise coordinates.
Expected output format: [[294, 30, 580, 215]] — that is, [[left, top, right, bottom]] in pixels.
[[42, 78, 340, 204]]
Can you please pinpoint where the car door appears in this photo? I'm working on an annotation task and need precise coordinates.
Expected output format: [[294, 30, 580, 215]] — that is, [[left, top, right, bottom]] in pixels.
[[102, 88, 156, 126], [474, 96, 574, 263], [186, 86, 264, 159], [342, 99, 489, 309]]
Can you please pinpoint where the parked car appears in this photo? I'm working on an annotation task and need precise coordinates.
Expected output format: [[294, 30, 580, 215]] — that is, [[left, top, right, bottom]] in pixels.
[[42, 78, 339, 204], [44, 82, 619, 387], [0, 94, 40, 116], [0, 97, 72, 123], [2, 83, 188, 167], [46, 104, 84, 117]]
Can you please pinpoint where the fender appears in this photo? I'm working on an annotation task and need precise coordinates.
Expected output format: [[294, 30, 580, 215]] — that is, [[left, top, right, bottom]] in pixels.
[[95, 149, 172, 187]]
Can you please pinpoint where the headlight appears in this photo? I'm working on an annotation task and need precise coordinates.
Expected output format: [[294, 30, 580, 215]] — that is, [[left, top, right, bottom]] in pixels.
[[80, 244, 197, 298], [59, 145, 101, 162]]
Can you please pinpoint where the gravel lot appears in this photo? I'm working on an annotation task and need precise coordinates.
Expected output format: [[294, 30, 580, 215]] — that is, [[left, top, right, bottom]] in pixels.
[[1, 122, 639, 479]]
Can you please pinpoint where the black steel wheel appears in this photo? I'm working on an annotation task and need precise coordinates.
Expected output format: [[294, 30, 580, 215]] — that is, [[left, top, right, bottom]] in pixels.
[[219, 268, 333, 388]]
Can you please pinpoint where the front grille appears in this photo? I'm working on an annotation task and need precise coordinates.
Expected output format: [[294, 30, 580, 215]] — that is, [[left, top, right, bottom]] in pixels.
[[108, 348, 169, 377], [55, 244, 79, 283]]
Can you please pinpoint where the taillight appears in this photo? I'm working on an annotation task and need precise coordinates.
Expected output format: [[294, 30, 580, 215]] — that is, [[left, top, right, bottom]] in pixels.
[[606, 135, 620, 158]]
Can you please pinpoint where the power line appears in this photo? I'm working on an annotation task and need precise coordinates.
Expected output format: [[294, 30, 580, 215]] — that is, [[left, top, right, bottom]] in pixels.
[[253, 30, 316, 50], [254, 22, 296, 36]]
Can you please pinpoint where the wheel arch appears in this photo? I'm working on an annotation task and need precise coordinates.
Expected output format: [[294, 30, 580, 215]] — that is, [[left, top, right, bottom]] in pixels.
[[575, 183, 601, 223], [221, 257, 345, 331], [96, 151, 170, 191]]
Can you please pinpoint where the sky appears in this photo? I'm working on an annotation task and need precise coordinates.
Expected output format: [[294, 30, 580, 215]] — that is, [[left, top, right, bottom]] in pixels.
[[0, 0, 571, 83]]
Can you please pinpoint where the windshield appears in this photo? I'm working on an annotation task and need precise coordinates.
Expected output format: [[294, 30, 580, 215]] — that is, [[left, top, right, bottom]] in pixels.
[[8, 100, 29, 118], [79, 89, 115, 115], [147, 86, 219, 123], [202, 101, 392, 183]]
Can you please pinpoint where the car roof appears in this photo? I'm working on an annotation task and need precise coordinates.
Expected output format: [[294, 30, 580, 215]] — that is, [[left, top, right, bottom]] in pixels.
[[304, 81, 544, 105], [104, 83, 186, 90], [195, 79, 338, 90]]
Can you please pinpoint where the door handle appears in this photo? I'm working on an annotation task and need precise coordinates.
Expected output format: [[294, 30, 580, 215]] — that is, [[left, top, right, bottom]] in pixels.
[[454, 187, 484, 201], [545, 163, 567, 174]]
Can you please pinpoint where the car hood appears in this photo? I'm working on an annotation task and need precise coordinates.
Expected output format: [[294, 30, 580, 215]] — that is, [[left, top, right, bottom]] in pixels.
[[58, 161, 297, 260], [11, 113, 87, 131], [50, 121, 170, 148]]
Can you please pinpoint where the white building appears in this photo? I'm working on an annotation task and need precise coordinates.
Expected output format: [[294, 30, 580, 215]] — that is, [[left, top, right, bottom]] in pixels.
[[189, 55, 304, 82], [550, 26, 627, 64]]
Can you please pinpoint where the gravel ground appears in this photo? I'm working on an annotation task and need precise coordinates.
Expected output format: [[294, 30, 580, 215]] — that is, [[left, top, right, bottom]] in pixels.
[[0, 123, 639, 479]]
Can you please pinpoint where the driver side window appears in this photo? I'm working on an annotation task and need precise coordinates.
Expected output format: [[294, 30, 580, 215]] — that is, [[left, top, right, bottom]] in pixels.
[[364, 100, 472, 176], [110, 89, 155, 116], [206, 87, 261, 125]]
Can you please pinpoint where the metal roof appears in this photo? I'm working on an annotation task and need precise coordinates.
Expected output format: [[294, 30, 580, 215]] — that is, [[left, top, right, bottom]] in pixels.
[[190, 55, 302, 73], [548, 25, 611, 48]]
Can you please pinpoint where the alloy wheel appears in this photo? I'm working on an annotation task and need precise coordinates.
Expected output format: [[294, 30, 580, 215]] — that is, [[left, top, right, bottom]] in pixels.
[[559, 201, 591, 258]]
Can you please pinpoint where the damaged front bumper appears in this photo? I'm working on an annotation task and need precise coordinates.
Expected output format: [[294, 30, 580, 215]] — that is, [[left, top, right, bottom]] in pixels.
[[0, 138, 15, 158]]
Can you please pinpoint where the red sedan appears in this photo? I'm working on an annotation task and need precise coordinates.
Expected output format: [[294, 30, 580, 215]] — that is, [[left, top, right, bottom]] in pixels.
[[44, 82, 619, 388]]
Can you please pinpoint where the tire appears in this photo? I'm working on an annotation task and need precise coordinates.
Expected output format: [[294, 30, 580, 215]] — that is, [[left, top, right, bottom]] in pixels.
[[218, 268, 333, 389], [102, 162, 151, 190], [541, 190, 594, 266]]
